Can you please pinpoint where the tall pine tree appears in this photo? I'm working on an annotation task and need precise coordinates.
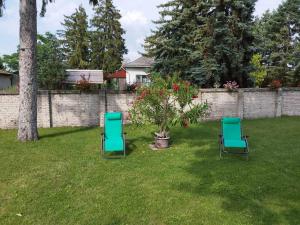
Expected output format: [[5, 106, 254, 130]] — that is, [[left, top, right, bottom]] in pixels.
[[145, 0, 257, 87], [90, 0, 127, 72], [254, 0, 300, 86], [59, 5, 90, 69], [145, 0, 198, 79]]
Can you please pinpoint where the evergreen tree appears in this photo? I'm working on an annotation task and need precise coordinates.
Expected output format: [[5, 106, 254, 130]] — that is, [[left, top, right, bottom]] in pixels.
[[145, 0, 198, 79], [37, 32, 66, 89], [254, 0, 300, 86], [145, 0, 257, 87], [0, 57, 4, 70], [59, 5, 90, 69], [90, 0, 127, 72]]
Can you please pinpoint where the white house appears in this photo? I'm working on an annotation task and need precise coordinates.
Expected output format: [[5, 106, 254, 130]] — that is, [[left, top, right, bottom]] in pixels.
[[65, 69, 104, 84], [125, 56, 154, 85]]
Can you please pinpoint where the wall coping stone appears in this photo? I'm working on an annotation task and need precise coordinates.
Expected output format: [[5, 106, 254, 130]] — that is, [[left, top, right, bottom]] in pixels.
[[0, 87, 300, 96]]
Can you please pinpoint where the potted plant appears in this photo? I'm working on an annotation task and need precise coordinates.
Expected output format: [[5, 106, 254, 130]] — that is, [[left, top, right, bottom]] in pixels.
[[129, 74, 209, 149]]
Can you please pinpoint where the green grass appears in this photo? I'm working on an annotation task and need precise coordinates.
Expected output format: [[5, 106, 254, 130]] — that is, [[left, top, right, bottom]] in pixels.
[[0, 117, 300, 225]]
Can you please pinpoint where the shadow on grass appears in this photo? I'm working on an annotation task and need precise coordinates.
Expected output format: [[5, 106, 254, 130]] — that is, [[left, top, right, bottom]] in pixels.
[[170, 124, 292, 225], [39, 127, 96, 139], [126, 135, 153, 155], [99, 135, 152, 158]]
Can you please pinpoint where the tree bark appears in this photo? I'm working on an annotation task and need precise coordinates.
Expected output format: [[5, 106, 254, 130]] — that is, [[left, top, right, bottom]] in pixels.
[[18, 0, 38, 141]]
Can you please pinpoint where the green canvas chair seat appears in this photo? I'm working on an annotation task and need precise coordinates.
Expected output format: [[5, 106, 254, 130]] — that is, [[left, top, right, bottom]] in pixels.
[[104, 138, 124, 152], [101, 112, 126, 158], [224, 140, 247, 148], [219, 117, 249, 159]]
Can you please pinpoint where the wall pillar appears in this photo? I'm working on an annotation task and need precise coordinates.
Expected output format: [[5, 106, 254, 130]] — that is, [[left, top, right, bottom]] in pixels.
[[237, 89, 244, 119], [275, 88, 283, 117], [99, 90, 106, 127], [48, 90, 53, 128]]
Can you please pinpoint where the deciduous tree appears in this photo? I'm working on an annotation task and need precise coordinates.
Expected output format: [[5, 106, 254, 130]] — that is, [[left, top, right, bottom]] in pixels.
[[37, 32, 66, 89]]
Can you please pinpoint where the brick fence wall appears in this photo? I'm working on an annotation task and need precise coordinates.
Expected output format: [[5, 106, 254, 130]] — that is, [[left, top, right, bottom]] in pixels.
[[0, 88, 299, 129]]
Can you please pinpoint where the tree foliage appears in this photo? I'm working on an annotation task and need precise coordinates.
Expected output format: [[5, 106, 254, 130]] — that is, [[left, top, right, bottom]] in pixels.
[[0, 57, 4, 69], [253, 0, 300, 86], [250, 53, 267, 87], [90, 0, 127, 72], [0, 0, 4, 16], [1, 52, 19, 74], [59, 5, 90, 69], [37, 32, 66, 89], [145, 0, 257, 88]]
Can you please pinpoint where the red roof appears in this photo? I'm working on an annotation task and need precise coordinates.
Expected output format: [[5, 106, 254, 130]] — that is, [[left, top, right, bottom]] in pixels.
[[112, 68, 126, 78]]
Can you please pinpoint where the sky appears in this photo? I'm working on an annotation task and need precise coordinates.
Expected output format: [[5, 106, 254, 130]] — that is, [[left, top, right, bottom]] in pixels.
[[0, 0, 284, 61]]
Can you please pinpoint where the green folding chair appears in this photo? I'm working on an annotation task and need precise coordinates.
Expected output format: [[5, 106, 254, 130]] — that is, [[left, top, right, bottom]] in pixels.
[[101, 112, 126, 158], [219, 117, 249, 160]]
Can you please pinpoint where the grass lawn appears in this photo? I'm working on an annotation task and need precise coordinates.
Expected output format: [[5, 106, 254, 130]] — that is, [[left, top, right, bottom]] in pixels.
[[0, 117, 300, 225]]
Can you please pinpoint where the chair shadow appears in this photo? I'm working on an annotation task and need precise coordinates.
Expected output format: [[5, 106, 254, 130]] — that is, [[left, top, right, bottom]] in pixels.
[[125, 135, 153, 156]]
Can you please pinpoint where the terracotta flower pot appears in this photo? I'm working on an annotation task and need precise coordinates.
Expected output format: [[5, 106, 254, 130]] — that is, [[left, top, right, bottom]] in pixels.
[[155, 136, 170, 149]]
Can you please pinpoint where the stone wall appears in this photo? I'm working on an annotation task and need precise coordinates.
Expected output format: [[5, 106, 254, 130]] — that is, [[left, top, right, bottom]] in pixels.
[[0, 88, 299, 129]]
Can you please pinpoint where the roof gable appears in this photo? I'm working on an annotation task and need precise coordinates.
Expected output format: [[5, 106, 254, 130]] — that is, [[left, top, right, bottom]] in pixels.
[[0, 69, 13, 77], [125, 56, 154, 68]]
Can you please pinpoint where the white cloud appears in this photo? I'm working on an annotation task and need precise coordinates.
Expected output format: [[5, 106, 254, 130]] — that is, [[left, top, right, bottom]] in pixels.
[[136, 36, 146, 45], [121, 10, 148, 26]]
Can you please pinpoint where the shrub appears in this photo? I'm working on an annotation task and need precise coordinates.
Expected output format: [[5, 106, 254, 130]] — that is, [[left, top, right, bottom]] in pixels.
[[129, 74, 209, 139], [127, 82, 140, 93], [270, 80, 282, 90], [76, 75, 92, 91], [223, 81, 239, 91]]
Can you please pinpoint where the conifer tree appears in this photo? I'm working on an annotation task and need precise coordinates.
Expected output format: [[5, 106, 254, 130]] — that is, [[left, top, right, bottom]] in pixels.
[[145, 0, 197, 78], [145, 0, 257, 87], [60, 5, 90, 69], [90, 0, 127, 72], [254, 0, 300, 86]]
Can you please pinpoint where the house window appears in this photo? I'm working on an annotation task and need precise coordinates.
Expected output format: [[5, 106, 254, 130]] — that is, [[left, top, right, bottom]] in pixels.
[[136, 75, 149, 84]]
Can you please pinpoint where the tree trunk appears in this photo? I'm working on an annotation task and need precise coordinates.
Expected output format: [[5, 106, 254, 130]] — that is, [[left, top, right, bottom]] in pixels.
[[18, 0, 38, 141]]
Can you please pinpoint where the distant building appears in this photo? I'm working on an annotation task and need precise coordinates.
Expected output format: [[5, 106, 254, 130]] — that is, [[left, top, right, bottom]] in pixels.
[[0, 69, 13, 89], [105, 68, 127, 91], [65, 69, 104, 84], [125, 56, 154, 85]]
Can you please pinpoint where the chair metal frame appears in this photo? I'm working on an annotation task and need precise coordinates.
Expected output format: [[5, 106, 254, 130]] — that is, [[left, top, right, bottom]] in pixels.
[[219, 118, 249, 160], [101, 112, 126, 159]]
